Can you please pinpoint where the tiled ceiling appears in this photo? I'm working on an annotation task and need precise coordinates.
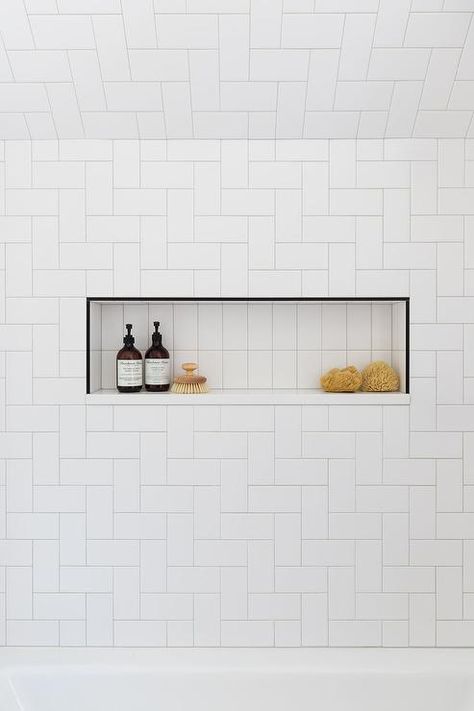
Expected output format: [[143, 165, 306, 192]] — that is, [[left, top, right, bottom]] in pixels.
[[0, 0, 473, 139]]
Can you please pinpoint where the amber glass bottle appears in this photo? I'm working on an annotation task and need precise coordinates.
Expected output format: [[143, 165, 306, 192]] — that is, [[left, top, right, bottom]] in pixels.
[[116, 323, 143, 393], [144, 321, 170, 392]]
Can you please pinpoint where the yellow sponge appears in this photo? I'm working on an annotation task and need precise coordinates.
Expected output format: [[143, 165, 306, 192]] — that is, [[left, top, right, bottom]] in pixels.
[[361, 360, 399, 392], [320, 366, 362, 393]]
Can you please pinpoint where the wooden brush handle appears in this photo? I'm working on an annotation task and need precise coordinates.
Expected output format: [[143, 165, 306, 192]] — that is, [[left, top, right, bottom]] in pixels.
[[173, 362, 207, 385], [181, 362, 198, 374]]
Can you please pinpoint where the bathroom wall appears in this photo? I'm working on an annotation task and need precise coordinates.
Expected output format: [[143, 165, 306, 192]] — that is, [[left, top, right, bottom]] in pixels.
[[0, 137, 473, 647]]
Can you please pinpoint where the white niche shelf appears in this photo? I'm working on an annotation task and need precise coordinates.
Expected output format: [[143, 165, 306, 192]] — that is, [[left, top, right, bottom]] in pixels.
[[86, 389, 410, 405], [87, 297, 410, 405]]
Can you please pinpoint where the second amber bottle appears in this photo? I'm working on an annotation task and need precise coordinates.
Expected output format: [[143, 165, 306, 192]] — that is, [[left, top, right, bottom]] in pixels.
[[144, 321, 170, 392]]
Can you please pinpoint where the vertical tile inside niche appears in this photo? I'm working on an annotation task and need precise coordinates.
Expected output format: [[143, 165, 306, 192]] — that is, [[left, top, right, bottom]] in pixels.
[[197, 303, 223, 387], [198, 303, 222, 350], [392, 301, 407, 392], [123, 303, 148, 351], [392, 302, 406, 352], [90, 302, 102, 352], [173, 302, 198, 351], [296, 302, 322, 389], [391, 302, 399, 372], [101, 302, 123, 389], [222, 302, 247, 350], [274, 303, 297, 389], [101, 303, 123, 351], [321, 303, 346, 350], [248, 303, 273, 388], [222, 303, 248, 388], [371, 302, 392, 364], [273, 303, 297, 350], [248, 302, 273, 350], [347, 303, 371, 351], [89, 302, 101, 393], [297, 303, 321, 350], [346, 302, 371, 372], [321, 303, 347, 375]]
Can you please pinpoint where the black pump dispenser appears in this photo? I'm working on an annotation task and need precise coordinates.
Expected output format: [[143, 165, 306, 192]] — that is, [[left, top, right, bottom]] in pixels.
[[123, 324, 135, 346], [152, 321, 162, 346]]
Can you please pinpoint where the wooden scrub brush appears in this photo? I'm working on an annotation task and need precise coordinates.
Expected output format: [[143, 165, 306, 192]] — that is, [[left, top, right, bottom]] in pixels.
[[170, 362, 209, 394]]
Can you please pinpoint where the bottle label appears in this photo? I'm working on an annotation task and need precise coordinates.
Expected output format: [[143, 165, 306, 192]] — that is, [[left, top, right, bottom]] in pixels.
[[117, 360, 142, 387], [145, 358, 170, 385]]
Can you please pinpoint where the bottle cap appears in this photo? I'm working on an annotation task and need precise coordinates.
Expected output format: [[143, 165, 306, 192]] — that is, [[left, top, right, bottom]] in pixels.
[[123, 323, 135, 346], [152, 321, 162, 345]]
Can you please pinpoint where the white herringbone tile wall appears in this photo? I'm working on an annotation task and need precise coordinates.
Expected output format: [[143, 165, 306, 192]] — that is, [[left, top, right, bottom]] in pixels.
[[0, 137, 473, 647], [0, 3, 474, 139]]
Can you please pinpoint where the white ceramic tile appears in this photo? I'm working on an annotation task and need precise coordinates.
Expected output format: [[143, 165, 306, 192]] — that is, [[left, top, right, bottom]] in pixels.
[[321, 303, 346, 350]]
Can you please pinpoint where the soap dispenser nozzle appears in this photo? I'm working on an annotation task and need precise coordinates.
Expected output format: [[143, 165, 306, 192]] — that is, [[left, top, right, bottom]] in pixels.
[[152, 321, 162, 345], [123, 323, 135, 346]]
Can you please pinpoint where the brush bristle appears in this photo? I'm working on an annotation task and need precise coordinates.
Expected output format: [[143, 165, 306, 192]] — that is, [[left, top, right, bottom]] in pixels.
[[170, 381, 209, 394]]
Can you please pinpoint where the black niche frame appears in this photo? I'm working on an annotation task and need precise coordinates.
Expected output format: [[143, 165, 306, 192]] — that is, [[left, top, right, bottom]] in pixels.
[[86, 296, 410, 395]]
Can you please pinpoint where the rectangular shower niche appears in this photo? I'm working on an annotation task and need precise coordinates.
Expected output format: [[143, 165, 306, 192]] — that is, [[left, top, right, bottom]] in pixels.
[[86, 297, 410, 405]]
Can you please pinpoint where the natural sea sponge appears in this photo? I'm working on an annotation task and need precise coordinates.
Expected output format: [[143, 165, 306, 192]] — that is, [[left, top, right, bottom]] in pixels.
[[320, 366, 362, 393], [361, 360, 399, 392]]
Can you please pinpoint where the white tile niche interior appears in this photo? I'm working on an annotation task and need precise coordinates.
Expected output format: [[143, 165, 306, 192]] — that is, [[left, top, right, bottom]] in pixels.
[[88, 299, 408, 399]]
